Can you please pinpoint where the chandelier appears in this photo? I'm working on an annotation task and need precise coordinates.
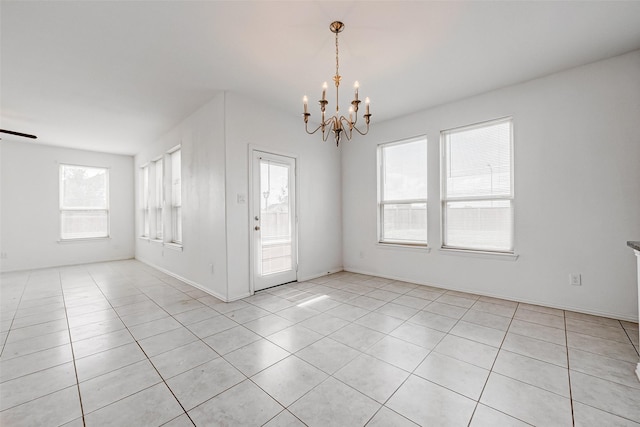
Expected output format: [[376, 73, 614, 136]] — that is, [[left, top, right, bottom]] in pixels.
[[303, 21, 371, 146]]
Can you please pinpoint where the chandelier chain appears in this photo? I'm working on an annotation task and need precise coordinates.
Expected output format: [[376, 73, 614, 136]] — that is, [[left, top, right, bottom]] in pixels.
[[335, 30, 339, 83], [335, 30, 340, 113]]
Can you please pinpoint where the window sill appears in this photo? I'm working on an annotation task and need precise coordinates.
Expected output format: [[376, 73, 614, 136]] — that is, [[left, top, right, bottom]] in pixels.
[[58, 237, 111, 244], [439, 247, 519, 261], [377, 242, 431, 253], [164, 242, 183, 252], [150, 239, 163, 246]]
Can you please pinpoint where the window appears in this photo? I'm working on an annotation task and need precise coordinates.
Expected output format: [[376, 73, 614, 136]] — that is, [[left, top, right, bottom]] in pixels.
[[378, 137, 428, 245], [441, 117, 514, 253], [141, 165, 150, 237], [59, 164, 109, 240], [170, 148, 182, 244], [153, 158, 163, 240]]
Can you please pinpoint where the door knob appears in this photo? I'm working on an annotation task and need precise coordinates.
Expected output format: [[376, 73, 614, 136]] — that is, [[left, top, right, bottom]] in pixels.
[[254, 226, 260, 231]]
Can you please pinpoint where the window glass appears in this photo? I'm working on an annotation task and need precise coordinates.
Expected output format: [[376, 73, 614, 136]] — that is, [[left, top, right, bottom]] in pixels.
[[60, 164, 109, 239], [170, 149, 182, 244], [379, 137, 428, 245], [442, 118, 514, 252], [154, 158, 163, 240]]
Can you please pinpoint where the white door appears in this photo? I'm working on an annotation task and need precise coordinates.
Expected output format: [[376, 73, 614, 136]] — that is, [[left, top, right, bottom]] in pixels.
[[251, 150, 297, 292]]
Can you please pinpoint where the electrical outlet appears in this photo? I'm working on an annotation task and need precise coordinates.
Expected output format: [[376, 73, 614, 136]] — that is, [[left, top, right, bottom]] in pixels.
[[210, 263, 214, 274], [570, 273, 582, 286], [0, 252, 7, 259]]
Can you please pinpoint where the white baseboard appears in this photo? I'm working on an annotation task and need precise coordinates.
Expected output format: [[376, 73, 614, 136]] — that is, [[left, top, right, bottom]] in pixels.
[[136, 257, 229, 303], [0, 255, 135, 274], [228, 292, 252, 301], [297, 266, 344, 283], [343, 266, 639, 323]]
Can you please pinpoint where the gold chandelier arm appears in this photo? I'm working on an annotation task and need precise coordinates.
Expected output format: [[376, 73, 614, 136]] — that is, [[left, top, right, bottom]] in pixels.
[[322, 126, 332, 142], [352, 120, 371, 136], [305, 116, 338, 143], [339, 116, 353, 141], [304, 122, 324, 135]]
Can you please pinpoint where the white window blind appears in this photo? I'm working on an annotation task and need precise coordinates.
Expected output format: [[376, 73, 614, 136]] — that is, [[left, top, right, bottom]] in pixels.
[[170, 149, 182, 244], [154, 158, 163, 240], [379, 137, 428, 245], [442, 118, 514, 252], [59, 164, 109, 240]]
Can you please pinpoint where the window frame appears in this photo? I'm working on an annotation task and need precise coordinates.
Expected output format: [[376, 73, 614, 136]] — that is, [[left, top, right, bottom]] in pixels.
[[153, 157, 164, 241], [377, 135, 429, 247], [140, 164, 150, 238], [440, 117, 515, 254], [59, 163, 110, 241], [168, 146, 182, 245]]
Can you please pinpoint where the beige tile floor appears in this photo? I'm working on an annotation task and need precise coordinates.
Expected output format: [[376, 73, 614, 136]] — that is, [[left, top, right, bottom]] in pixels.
[[1, 259, 639, 426]]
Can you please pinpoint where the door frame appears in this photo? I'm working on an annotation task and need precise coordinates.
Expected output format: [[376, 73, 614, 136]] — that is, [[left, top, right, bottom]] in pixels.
[[248, 145, 300, 295]]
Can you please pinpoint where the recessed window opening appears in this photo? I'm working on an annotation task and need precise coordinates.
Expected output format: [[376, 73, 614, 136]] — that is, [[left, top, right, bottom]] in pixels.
[[60, 164, 109, 240], [441, 117, 514, 253], [378, 136, 428, 246]]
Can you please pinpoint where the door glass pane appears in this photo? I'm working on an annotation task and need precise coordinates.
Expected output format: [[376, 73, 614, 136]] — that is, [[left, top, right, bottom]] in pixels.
[[260, 161, 291, 276]]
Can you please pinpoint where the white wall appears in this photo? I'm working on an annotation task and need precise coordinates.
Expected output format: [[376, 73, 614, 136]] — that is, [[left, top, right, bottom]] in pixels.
[[342, 50, 640, 321], [134, 95, 229, 300], [224, 92, 343, 300], [0, 141, 134, 272], [134, 92, 343, 301]]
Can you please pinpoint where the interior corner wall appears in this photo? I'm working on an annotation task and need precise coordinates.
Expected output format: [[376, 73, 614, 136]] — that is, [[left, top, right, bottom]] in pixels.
[[224, 92, 343, 301], [134, 95, 228, 300], [0, 141, 134, 272], [342, 50, 640, 321]]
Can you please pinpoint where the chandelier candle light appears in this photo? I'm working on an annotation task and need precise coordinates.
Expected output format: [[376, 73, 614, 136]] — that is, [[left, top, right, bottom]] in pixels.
[[303, 21, 371, 146]]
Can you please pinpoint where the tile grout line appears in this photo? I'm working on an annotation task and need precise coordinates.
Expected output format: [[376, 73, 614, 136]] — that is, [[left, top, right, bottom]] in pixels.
[[564, 309, 576, 427], [466, 301, 529, 427], [5, 264, 639, 425], [324, 289, 471, 426], [85, 266, 199, 426], [242, 279, 422, 426], [275, 285, 513, 426], [59, 268, 87, 427], [620, 320, 640, 357], [0, 270, 31, 359]]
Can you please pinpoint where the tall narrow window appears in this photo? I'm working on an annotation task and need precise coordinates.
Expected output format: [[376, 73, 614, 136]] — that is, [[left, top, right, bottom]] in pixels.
[[153, 158, 163, 240], [170, 148, 182, 244], [60, 164, 109, 240], [141, 165, 150, 237], [441, 117, 514, 253], [378, 136, 428, 245]]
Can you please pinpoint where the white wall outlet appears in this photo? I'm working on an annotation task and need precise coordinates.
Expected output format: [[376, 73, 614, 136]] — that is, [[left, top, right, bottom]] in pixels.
[[210, 263, 214, 274], [570, 273, 582, 286], [0, 252, 7, 259]]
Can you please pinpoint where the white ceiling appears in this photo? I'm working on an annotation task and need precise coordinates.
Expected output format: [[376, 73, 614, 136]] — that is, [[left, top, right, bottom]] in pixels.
[[2, 1, 640, 155]]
